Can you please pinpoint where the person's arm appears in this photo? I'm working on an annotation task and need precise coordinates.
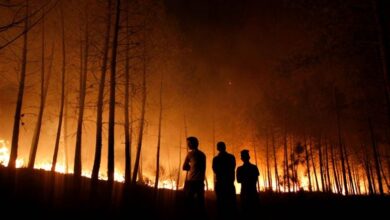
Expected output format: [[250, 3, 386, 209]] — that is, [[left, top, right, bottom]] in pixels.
[[236, 167, 242, 183], [212, 157, 217, 173], [183, 154, 190, 171]]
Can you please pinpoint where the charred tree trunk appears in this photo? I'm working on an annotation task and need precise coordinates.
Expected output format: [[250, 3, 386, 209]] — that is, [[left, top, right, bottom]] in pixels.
[[330, 142, 340, 194], [271, 128, 279, 192], [64, 66, 69, 173], [132, 22, 147, 184], [154, 77, 163, 191], [318, 136, 325, 192], [284, 132, 290, 192], [74, 10, 89, 177], [176, 132, 182, 190], [344, 144, 356, 194], [51, 5, 66, 172], [92, 0, 112, 182], [309, 139, 319, 191], [368, 118, 384, 195], [107, 0, 121, 183], [28, 11, 48, 169], [9, 0, 28, 168], [363, 144, 374, 195], [253, 136, 260, 192], [335, 88, 348, 195], [304, 137, 312, 192], [290, 136, 297, 191], [324, 140, 331, 192], [124, 0, 132, 184], [266, 130, 272, 190]]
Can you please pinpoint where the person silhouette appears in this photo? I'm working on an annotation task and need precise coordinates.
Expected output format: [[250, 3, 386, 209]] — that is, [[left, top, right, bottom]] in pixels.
[[212, 141, 237, 218], [236, 149, 259, 216], [182, 136, 206, 215]]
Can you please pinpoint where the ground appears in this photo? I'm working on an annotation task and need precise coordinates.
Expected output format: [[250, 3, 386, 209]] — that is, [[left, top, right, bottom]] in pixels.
[[0, 166, 388, 219]]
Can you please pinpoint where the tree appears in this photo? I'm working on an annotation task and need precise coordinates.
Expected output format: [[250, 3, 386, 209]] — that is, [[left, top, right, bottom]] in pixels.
[[154, 76, 163, 191], [74, 8, 89, 177], [28, 9, 51, 169], [51, 2, 66, 172], [92, 0, 112, 182], [107, 0, 121, 183], [8, 0, 29, 169], [124, 0, 132, 184], [132, 22, 147, 184]]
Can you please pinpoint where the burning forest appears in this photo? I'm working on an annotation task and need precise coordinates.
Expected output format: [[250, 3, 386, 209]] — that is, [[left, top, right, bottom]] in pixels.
[[0, 0, 389, 219]]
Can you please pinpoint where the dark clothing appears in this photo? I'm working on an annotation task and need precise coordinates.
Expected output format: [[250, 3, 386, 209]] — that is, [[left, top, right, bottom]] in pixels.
[[236, 162, 259, 214], [182, 149, 206, 217], [212, 152, 236, 183], [183, 149, 206, 181], [213, 152, 237, 218]]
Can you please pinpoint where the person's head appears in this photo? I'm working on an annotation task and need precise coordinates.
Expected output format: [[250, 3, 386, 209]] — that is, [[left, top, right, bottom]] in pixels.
[[240, 149, 250, 162], [187, 136, 199, 150], [217, 142, 226, 152]]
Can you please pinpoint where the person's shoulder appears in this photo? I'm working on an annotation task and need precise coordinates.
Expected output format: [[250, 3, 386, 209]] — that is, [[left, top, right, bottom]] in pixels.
[[250, 163, 259, 170], [197, 149, 206, 157], [227, 153, 235, 159]]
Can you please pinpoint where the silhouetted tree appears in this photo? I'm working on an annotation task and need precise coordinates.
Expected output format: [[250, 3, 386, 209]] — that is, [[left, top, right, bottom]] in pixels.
[[51, 2, 66, 172], [28, 4, 49, 169], [92, 0, 112, 182], [9, 0, 29, 168], [107, 0, 121, 183], [154, 76, 163, 191], [74, 8, 89, 177]]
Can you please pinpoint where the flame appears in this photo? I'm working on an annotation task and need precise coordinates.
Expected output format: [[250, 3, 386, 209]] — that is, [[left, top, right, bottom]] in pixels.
[[0, 139, 25, 168], [0, 138, 373, 194], [0, 138, 173, 187]]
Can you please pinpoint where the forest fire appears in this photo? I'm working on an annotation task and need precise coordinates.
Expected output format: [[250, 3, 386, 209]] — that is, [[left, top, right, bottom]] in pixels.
[[0, 1, 390, 218], [0, 138, 178, 188]]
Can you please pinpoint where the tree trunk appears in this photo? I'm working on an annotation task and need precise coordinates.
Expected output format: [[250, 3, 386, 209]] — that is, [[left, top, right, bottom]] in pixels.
[[154, 77, 163, 191], [368, 118, 384, 195], [92, 0, 112, 182], [344, 144, 356, 194], [335, 88, 348, 195], [64, 65, 69, 173], [318, 136, 325, 192], [132, 22, 147, 184], [309, 139, 319, 191], [176, 132, 182, 190], [52, 4, 66, 172], [271, 128, 279, 192], [363, 144, 374, 195], [253, 136, 260, 192], [266, 130, 272, 190], [304, 137, 312, 192], [107, 0, 121, 183], [284, 132, 290, 192], [74, 10, 89, 177], [330, 142, 340, 194], [28, 10, 48, 169], [124, 0, 132, 184], [9, 0, 28, 168], [324, 139, 331, 192]]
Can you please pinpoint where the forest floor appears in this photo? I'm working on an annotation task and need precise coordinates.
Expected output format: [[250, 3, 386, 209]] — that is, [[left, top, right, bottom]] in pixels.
[[0, 166, 389, 219]]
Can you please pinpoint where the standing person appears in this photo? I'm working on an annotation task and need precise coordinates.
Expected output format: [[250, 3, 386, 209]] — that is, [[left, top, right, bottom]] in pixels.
[[236, 149, 259, 216], [182, 136, 206, 214], [212, 141, 237, 218]]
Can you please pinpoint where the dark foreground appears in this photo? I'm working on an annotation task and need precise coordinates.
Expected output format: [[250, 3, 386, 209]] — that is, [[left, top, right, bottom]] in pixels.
[[0, 167, 388, 219]]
